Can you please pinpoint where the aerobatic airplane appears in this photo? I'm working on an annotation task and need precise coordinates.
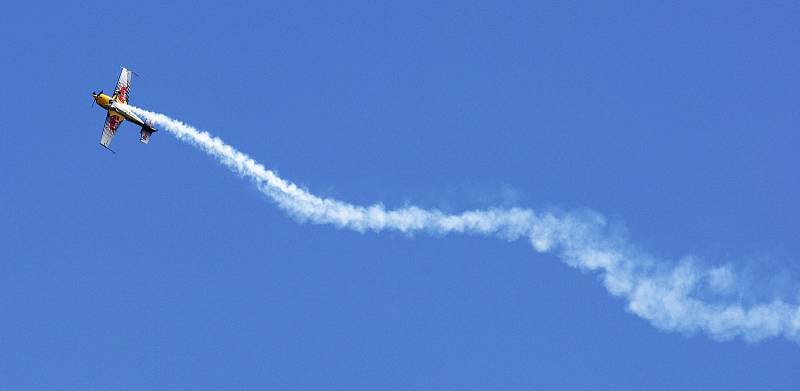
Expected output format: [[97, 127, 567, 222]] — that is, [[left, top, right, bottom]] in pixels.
[[92, 67, 157, 152]]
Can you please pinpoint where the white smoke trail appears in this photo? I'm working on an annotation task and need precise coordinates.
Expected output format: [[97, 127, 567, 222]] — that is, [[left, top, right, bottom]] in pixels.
[[130, 105, 800, 344]]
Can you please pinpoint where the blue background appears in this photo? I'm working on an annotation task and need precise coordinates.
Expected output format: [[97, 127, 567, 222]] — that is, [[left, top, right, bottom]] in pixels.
[[1, 1, 798, 389]]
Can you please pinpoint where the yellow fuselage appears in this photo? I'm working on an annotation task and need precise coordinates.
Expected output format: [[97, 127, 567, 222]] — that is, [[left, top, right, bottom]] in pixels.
[[94, 93, 114, 109], [93, 93, 146, 127]]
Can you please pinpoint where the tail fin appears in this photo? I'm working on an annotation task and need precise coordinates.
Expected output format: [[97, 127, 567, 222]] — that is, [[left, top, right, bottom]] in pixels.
[[140, 123, 157, 144]]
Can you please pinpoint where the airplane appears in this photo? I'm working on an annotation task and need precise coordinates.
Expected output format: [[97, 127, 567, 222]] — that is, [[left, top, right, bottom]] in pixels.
[[92, 67, 157, 153]]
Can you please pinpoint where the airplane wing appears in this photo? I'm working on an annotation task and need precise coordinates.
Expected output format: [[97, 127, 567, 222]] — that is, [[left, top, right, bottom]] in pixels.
[[112, 67, 133, 104], [100, 112, 125, 150]]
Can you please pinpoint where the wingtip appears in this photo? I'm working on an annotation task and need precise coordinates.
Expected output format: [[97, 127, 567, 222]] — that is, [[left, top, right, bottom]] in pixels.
[[99, 143, 116, 154], [121, 66, 139, 77]]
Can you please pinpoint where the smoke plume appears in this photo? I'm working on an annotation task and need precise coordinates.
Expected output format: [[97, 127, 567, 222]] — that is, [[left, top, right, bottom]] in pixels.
[[129, 105, 800, 344]]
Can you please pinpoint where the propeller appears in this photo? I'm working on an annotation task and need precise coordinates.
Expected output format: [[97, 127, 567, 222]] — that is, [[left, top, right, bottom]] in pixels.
[[90, 90, 104, 108]]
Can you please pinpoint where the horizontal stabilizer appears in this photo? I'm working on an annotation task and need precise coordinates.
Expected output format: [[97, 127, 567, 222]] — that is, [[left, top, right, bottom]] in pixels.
[[140, 125, 156, 144]]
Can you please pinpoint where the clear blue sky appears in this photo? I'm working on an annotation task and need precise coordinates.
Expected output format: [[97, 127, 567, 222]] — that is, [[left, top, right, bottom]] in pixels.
[[1, 1, 799, 389]]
